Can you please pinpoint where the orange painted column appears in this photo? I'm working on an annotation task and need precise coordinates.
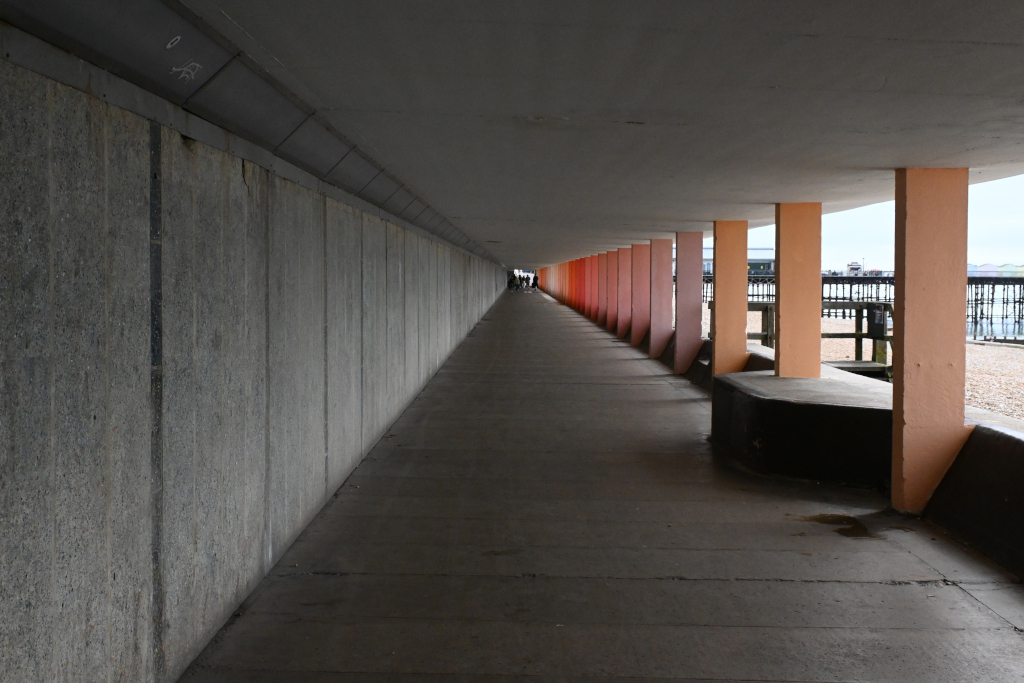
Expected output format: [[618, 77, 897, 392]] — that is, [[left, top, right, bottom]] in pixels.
[[607, 250, 618, 332], [649, 238, 674, 358], [568, 261, 574, 307], [597, 253, 608, 326], [631, 243, 652, 347], [570, 260, 577, 309], [617, 247, 632, 338], [588, 255, 596, 318], [892, 168, 972, 513], [774, 203, 823, 378], [585, 256, 594, 317], [583, 256, 589, 315], [675, 231, 704, 373], [712, 221, 749, 375], [576, 258, 584, 312], [563, 262, 568, 302], [573, 258, 581, 309]]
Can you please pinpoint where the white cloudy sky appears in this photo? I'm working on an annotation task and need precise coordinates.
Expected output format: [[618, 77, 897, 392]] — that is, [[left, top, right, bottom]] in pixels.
[[703, 173, 1024, 271]]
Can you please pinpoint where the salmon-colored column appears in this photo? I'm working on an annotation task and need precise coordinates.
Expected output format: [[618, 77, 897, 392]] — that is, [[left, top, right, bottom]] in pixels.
[[590, 255, 600, 321], [585, 256, 594, 317], [569, 260, 574, 307], [631, 243, 652, 347], [583, 256, 590, 314], [598, 253, 608, 326], [607, 251, 619, 332], [649, 238, 674, 358], [617, 247, 632, 338], [712, 221, 749, 375], [570, 260, 577, 309], [577, 259, 584, 310], [583, 256, 589, 315], [675, 231, 704, 373], [566, 261, 572, 306], [893, 168, 972, 513], [774, 203, 822, 378], [576, 258, 584, 312]]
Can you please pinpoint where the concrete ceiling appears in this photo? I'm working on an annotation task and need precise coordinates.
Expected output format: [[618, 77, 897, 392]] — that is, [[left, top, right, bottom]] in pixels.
[[180, 0, 1024, 267]]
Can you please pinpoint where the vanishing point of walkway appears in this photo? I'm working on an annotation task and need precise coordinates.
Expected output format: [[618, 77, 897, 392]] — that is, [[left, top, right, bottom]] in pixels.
[[183, 291, 1024, 681]]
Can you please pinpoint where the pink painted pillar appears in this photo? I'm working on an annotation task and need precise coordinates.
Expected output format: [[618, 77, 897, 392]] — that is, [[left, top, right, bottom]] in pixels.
[[631, 243, 652, 347], [617, 247, 632, 338], [597, 253, 608, 326], [649, 238, 674, 358], [674, 231, 705, 373], [590, 255, 600, 321], [607, 251, 619, 333]]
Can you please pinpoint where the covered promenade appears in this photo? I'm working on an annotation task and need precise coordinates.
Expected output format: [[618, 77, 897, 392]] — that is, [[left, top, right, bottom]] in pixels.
[[182, 292, 1024, 681], [6, 3, 1024, 681]]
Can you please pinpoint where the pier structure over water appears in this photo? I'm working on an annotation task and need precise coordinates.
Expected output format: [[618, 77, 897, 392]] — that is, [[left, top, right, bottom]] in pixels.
[[701, 274, 1024, 347]]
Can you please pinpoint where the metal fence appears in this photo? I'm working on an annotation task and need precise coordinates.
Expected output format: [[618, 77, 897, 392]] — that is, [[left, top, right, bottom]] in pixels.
[[701, 275, 1024, 340]]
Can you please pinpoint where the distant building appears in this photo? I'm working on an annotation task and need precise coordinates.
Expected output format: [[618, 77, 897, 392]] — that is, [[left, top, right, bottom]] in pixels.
[[846, 261, 863, 276], [965, 264, 1024, 277], [702, 247, 774, 274]]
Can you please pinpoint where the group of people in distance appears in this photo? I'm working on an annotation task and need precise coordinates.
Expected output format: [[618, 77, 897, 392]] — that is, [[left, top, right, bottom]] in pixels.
[[508, 272, 538, 292]]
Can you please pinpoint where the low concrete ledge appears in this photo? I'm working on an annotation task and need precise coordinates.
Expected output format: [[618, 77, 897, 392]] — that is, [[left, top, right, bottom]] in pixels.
[[711, 342, 1024, 577], [926, 424, 1024, 580], [712, 369, 893, 489]]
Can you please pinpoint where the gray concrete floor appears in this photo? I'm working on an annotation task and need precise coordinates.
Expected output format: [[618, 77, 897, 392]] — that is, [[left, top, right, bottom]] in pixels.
[[181, 291, 1024, 682]]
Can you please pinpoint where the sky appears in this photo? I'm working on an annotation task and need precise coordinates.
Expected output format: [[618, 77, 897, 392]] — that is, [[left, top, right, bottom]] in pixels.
[[703, 173, 1024, 271]]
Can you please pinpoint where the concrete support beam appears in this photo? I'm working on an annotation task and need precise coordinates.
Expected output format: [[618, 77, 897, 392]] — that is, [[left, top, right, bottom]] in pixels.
[[631, 243, 652, 347], [892, 168, 972, 513], [774, 203, 822, 378], [712, 221, 749, 375], [617, 247, 632, 339], [607, 250, 619, 333], [598, 253, 608, 326], [675, 231, 704, 373], [649, 238, 674, 358]]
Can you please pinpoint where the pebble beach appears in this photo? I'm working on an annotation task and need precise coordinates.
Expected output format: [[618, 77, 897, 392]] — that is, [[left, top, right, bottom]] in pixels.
[[700, 306, 1024, 421]]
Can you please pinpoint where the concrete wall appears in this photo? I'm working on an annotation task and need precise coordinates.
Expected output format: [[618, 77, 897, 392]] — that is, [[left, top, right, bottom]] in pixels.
[[0, 60, 505, 683]]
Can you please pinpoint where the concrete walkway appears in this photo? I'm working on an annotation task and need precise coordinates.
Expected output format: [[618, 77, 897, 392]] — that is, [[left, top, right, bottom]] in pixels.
[[182, 291, 1024, 682]]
